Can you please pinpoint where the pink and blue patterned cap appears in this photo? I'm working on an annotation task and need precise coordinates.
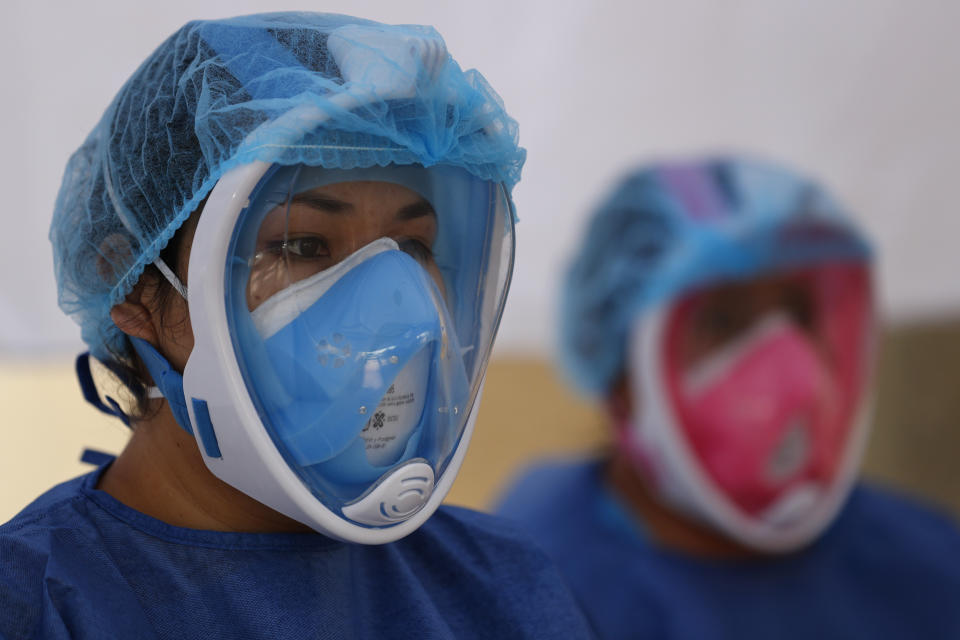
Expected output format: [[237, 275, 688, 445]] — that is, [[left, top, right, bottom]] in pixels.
[[560, 156, 872, 395]]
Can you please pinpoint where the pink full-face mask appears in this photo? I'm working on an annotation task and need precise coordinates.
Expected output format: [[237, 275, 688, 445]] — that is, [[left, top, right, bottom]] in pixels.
[[624, 264, 874, 552]]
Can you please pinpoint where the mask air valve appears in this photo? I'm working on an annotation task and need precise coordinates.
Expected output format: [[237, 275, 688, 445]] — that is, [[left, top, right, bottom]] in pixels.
[[341, 461, 436, 526]]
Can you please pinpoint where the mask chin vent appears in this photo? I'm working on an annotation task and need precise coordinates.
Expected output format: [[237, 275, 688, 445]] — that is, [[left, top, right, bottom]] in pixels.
[[341, 460, 435, 526]]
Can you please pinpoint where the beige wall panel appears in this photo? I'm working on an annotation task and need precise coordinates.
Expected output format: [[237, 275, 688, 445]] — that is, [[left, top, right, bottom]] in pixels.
[[3, 319, 959, 522]]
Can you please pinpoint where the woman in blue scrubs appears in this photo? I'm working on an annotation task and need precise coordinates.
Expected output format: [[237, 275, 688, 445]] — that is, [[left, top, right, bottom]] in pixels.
[[498, 156, 960, 639], [0, 13, 591, 639]]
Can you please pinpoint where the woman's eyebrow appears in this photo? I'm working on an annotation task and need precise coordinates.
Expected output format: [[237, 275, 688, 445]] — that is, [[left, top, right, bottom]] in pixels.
[[395, 199, 436, 221], [291, 193, 353, 213]]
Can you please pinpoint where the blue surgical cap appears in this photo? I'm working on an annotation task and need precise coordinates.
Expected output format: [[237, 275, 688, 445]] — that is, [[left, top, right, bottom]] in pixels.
[[50, 12, 525, 361], [560, 156, 873, 396]]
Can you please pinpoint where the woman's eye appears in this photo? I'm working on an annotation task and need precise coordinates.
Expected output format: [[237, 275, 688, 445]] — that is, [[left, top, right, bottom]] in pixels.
[[283, 236, 329, 259], [397, 238, 434, 264], [783, 289, 815, 331], [697, 307, 746, 342]]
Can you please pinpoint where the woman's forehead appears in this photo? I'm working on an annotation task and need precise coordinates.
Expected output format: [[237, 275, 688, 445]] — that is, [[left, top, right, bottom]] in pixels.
[[285, 180, 436, 223], [256, 180, 437, 237], [695, 273, 809, 305], [300, 180, 425, 205]]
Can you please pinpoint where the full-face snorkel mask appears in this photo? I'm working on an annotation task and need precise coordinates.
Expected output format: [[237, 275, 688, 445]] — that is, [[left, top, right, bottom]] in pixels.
[[626, 262, 874, 553], [107, 21, 518, 544], [561, 159, 875, 552], [132, 160, 513, 544]]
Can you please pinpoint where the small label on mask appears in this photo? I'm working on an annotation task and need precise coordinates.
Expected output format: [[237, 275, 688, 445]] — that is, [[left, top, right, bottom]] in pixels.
[[360, 349, 430, 466]]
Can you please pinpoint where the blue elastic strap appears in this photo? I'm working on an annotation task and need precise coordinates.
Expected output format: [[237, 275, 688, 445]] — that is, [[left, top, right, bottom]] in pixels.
[[129, 337, 194, 436], [191, 398, 223, 459], [75, 352, 131, 427], [80, 448, 116, 467]]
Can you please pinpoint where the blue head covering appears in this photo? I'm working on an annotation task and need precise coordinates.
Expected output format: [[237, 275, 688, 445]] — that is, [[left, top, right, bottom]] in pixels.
[[50, 12, 525, 360], [560, 156, 872, 395]]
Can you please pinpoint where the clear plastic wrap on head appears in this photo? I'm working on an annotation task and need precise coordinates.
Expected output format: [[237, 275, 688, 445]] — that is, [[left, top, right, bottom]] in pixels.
[[50, 12, 524, 361], [560, 156, 872, 395]]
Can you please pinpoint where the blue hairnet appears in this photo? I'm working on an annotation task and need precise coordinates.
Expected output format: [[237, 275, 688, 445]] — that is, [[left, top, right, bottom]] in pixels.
[[50, 12, 525, 361], [560, 156, 872, 395]]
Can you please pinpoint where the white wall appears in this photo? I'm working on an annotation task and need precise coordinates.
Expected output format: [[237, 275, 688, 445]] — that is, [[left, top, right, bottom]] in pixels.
[[2, 0, 958, 358]]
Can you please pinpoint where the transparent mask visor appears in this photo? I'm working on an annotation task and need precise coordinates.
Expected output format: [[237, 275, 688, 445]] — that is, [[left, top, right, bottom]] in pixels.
[[225, 163, 514, 521]]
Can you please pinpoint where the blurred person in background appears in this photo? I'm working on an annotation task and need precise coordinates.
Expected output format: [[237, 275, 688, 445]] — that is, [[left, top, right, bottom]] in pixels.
[[0, 13, 593, 639], [497, 156, 960, 639]]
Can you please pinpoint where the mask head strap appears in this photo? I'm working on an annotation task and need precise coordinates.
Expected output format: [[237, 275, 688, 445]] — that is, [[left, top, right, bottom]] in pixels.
[[75, 352, 131, 427], [129, 337, 194, 435], [154, 257, 188, 299]]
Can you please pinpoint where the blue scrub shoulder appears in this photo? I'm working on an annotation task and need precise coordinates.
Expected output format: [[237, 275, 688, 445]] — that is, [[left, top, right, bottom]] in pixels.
[[0, 466, 593, 640], [496, 457, 960, 640]]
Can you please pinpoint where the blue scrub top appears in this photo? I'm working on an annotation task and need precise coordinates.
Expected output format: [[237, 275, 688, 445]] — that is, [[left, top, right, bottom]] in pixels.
[[0, 463, 594, 639], [496, 458, 960, 640]]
